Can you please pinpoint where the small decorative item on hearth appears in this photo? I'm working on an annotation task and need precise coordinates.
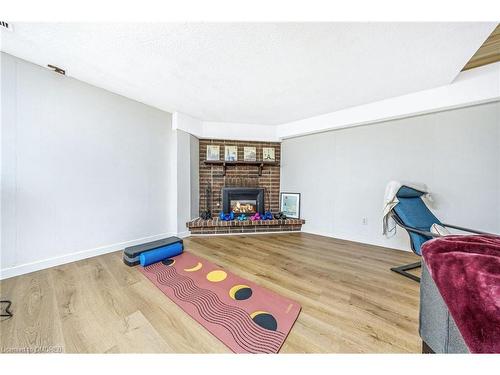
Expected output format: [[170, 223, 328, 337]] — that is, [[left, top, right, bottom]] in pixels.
[[250, 212, 261, 221], [263, 211, 273, 220], [273, 212, 287, 220], [280, 192, 300, 219], [219, 211, 235, 221], [201, 210, 212, 220], [200, 185, 212, 219]]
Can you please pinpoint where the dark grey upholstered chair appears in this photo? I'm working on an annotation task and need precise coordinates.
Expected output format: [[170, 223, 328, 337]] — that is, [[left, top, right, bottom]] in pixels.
[[420, 260, 469, 353]]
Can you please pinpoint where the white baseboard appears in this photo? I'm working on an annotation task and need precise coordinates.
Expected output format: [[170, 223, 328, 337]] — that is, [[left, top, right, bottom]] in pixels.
[[176, 230, 191, 239], [0, 232, 177, 280], [302, 229, 411, 252]]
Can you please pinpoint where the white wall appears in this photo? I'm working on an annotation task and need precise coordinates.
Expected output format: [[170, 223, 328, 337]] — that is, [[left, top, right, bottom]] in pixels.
[[190, 135, 200, 219], [175, 130, 194, 236], [172, 112, 203, 138], [1, 53, 177, 278], [281, 102, 500, 251]]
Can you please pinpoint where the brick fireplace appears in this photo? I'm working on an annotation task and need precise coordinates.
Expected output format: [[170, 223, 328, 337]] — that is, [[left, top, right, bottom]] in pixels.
[[187, 138, 305, 234], [198, 139, 281, 216]]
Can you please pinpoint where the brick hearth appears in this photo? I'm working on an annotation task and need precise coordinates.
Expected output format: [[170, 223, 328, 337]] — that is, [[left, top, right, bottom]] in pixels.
[[187, 217, 306, 235]]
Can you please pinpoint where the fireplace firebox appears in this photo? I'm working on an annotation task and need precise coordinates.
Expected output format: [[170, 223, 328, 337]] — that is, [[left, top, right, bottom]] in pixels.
[[222, 187, 265, 215]]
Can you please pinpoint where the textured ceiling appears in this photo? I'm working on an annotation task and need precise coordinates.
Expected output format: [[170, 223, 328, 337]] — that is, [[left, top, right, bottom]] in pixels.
[[1, 22, 496, 124]]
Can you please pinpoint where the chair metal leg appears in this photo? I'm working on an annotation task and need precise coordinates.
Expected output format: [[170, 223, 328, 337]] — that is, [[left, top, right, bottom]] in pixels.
[[390, 261, 421, 282], [422, 340, 434, 354]]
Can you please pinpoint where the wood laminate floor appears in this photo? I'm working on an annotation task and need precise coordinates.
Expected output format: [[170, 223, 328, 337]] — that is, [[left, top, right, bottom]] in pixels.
[[0, 233, 421, 353]]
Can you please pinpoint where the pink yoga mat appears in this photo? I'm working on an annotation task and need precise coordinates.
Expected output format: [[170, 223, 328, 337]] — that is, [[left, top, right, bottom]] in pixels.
[[140, 251, 301, 353]]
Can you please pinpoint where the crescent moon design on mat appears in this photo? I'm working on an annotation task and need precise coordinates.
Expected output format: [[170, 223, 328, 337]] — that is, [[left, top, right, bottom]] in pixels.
[[229, 285, 253, 300], [250, 311, 278, 331], [184, 262, 202, 272]]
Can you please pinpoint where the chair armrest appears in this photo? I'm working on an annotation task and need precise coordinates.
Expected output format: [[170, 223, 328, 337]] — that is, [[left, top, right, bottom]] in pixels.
[[441, 223, 491, 235]]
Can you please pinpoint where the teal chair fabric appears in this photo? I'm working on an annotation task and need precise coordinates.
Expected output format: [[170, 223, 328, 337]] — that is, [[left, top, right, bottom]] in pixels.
[[393, 186, 440, 255]]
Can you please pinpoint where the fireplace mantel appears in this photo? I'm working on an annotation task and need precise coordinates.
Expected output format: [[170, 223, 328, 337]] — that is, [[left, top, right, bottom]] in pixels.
[[204, 160, 279, 176]]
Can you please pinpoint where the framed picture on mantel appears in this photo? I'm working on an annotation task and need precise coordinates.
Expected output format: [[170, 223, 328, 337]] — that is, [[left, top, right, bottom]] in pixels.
[[224, 145, 238, 161], [244, 146, 257, 161], [262, 147, 275, 162], [280, 192, 301, 218], [206, 145, 220, 161]]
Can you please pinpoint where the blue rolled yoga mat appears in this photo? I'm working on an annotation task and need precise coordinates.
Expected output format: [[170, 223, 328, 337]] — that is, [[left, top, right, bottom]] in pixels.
[[139, 242, 183, 267]]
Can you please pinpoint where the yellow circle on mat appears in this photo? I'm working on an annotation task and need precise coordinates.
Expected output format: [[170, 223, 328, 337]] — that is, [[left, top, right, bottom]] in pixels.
[[206, 270, 227, 282]]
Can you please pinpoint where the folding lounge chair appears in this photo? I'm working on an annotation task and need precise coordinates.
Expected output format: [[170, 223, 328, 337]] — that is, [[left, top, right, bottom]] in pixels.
[[390, 185, 485, 282]]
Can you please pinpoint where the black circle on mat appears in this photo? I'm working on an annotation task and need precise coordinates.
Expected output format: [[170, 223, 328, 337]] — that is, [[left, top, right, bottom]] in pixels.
[[161, 258, 175, 266], [234, 287, 253, 300], [252, 313, 278, 331]]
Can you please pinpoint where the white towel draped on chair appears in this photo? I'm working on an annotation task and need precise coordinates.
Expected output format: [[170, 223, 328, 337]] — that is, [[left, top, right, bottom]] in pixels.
[[382, 181, 433, 237]]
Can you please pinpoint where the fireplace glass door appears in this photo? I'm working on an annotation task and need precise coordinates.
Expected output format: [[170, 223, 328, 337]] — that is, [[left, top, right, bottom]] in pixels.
[[222, 187, 264, 215], [231, 199, 257, 214]]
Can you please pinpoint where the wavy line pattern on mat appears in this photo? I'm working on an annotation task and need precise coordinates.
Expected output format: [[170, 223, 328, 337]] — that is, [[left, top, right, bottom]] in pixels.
[[145, 262, 286, 353]]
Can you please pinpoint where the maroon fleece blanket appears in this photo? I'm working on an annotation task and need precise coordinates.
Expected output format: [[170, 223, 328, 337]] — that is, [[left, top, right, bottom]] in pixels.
[[421, 235, 500, 353]]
